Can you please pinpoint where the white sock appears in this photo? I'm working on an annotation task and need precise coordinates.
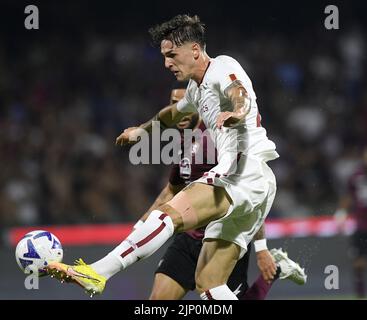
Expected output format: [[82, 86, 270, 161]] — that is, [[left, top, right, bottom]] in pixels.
[[90, 253, 122, 280], [91, 210, 174, 279], [200, 284, 238, 300]]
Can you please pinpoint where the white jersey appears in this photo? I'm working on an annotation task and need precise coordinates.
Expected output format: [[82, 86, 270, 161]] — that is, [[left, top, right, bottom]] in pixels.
[[177, 55, 278, 174]]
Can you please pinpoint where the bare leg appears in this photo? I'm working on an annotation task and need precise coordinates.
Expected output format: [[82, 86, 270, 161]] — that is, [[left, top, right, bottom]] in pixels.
[[195, 238, 241, 299], [47, 183, 234, 296], [161, 182, 233, 232]]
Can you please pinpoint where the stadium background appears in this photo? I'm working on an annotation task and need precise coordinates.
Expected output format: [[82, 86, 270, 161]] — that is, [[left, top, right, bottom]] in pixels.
[[0, 0, 366, 299]]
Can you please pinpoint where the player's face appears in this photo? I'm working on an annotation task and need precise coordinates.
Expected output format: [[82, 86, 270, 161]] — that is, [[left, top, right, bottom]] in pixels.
[[176, 113, 199, 130], [161, 40, 197, 81], [170, 88, 186, 105]]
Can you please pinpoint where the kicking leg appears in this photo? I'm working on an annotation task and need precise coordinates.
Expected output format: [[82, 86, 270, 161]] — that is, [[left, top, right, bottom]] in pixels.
[[47, 183, 231, 296], [102, 183, 231, 274]]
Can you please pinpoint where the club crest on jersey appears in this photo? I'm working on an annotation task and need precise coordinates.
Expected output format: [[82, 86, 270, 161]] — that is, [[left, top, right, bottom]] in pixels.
[[179, 157, 192, 180]]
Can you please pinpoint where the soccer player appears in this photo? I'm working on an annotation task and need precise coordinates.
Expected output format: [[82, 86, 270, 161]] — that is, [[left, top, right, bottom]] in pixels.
[[48, 14, 303, 299], [334, 147, 367, 298], [143, 83, 306, 300]]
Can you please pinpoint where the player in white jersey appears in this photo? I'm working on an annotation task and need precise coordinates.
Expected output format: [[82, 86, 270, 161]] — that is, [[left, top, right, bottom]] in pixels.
[[46, 14, 286, 300], [176, 54, 279, 254]]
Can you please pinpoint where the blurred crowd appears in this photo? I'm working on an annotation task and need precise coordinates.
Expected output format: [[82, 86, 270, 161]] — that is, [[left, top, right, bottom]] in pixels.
[[0, 19, 366, 228]]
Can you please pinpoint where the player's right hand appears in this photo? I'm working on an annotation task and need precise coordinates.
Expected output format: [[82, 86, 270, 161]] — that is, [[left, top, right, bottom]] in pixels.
[[256, 249, 277, 284], [115, 127, 143, 146]]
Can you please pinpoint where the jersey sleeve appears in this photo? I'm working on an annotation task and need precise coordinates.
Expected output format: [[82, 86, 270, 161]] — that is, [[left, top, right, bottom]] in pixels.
[[176, 91, 196, 113], [217, 66, 244, 97], [212, 57, 254, 99]]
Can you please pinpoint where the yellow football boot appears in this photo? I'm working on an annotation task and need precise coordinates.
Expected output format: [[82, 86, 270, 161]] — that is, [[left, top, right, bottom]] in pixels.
[[47, 258, 106, 297]]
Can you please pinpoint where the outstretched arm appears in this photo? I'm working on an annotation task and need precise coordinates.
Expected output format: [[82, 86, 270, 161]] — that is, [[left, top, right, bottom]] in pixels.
[[116, 103, 191, 146]]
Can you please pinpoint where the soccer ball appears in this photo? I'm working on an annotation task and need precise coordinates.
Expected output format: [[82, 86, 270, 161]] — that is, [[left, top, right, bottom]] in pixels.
[[15, 230, 63, 276]]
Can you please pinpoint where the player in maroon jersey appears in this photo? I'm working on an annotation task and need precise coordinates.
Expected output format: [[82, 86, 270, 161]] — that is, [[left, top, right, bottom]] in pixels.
[[335, 147, 367, 298], [136, 82, 306, 299]]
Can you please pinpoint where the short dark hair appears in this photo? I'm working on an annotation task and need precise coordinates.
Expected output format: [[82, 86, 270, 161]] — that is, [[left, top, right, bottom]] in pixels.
[[149, 14, 206, 49]]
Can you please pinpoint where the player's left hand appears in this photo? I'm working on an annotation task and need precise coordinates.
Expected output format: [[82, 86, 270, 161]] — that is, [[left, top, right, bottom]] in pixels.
[[256, 249, 277, 284], [115, 127, 143, 146], [216, 111, 244, 129]]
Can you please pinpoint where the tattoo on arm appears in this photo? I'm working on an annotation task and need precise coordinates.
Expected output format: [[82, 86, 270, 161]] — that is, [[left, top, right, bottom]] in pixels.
[[227, 81, 251, 115]]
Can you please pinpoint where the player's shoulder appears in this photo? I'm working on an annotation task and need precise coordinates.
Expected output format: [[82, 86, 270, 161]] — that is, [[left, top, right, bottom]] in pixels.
[[209, 55, 245, 79], [212, 55, 242, 68], [180, 79, 199, 103]]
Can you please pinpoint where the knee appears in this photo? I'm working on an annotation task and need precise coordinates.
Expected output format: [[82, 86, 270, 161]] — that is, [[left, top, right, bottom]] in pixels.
[[195, 272, 215, 294], [195, 276, 206, 294], [157, 203, 184, 231]]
